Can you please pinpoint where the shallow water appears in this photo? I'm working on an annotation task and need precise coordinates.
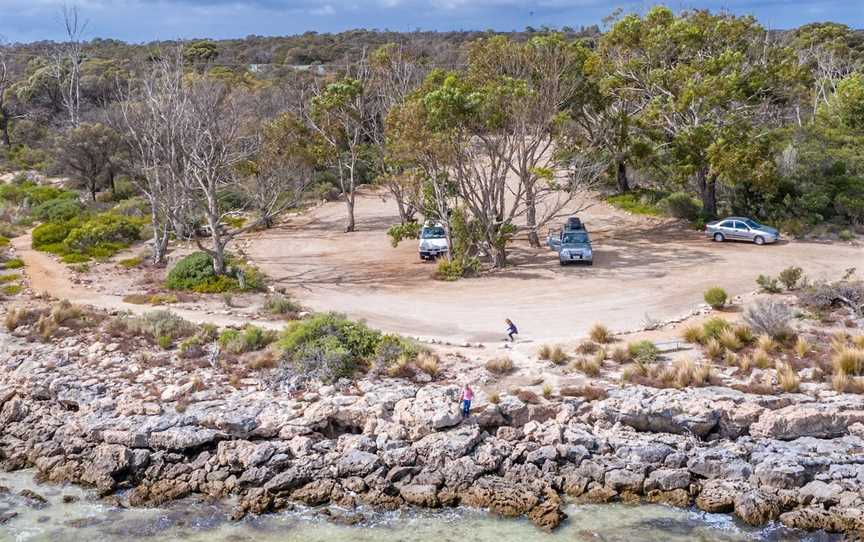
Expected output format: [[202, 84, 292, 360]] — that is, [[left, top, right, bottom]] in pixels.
[[0, 470, 838, 542]]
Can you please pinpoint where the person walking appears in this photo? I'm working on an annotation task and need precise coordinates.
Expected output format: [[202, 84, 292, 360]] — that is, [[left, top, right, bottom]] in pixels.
[[505, 318, 518, 342], [460, 384, 473, 418]]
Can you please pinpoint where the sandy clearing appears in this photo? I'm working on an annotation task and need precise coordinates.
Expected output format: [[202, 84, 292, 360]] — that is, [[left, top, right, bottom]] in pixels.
[[245, 189, 863, 343]]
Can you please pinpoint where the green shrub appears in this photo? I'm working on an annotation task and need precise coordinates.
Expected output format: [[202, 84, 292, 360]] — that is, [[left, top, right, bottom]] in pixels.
[[660, 192, 702, 220], [278, 312, 416, 383], [627, 340, 660, 363], [63, 214, 141, 254], [32, 198, 84, 222], [264, 295, 302, 316], [3, 284, 22, 295], [111, 196, 150, 217], [3, 258, 24, 269], [778, 266, 804, 290], [0, 236, 9, 247], [0, 273, 19, 283], [435, 258, 479, 281], [32, 222, 73, 249], [605, 190, 666, 217], [218, 325, 277, 354], [119, 256, 143, 268], [756, 274, 782, 293], [112, 310, 197, 342], [61, 253, 91, 264], [702, 317, 732, 340], [838, 230, 855, 242], [166, 251, 263, 293], [157, 335, 173, 350], [70, 263, 90, 273], [703, 287, 728, 309]]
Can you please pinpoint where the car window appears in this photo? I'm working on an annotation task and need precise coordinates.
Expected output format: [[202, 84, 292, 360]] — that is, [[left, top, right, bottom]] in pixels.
[[719, 221, 734, 228], [745, 219, 761, 229], [421, 227, 445, 239], [734, 221, 749, 230], [562, 232, 588, 244]]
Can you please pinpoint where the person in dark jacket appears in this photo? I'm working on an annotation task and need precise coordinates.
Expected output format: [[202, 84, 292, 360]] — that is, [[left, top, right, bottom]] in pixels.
[[505, 318, 518, 342]]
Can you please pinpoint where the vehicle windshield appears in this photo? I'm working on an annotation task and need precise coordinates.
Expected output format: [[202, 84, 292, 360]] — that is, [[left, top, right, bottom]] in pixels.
[[744, 219, 762, 229], [562, 232, 589, 244], [421, 227, 445, 239]]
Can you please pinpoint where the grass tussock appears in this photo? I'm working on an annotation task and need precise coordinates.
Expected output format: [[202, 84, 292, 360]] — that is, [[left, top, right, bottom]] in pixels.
[[794, 336, 812, 359], [572, 356, 601, 377], [576, 341, 598, 355], [263, 294, 302, 318], [486, 356, 514, 375], [549, 345, 569, 365], [832, 347, 864, 376], [610, 346, 630, 364], [542, 384, 553, 399], [589, 323, 612, 344], [705, 338, 724, 360], [559, 384, 608, 401], [415, 351, 441, 377], [717, 328, 743, 351], [756, 334, 778, 353], [776, 362, 800, 393], [681, 325, 705, 344], [537, 344, 552, 360]]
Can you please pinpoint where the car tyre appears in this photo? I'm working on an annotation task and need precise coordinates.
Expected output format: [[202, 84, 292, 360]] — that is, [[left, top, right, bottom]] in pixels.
[[587, 261, 593, 266], [713, 233, 724, 242], [754, 235, 765, 245]]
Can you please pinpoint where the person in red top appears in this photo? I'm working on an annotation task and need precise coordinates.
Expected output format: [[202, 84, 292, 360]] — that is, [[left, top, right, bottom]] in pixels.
[[460, 384, 473, 418]]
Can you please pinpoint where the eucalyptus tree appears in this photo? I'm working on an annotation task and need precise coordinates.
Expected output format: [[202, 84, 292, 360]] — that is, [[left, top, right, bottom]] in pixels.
[[599, 7, 792, 216]]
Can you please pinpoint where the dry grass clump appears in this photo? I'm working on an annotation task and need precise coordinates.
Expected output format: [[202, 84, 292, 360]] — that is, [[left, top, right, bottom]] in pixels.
[[627, 340, 659, 363], [681, 324, 705, 344], [488, 391, 501, 404], [853, 335, 864, 349], [752, 348, 773, 369], [733, 325, 755, 344], [486, 356, 514, 375], [560, 384, 608, 401], [733, 372, 776, 395], [387, 355, 416, 378], [794, 337, 812, 359], [593, 348, 607, 365], [542, 384, 553, 399], [724, 349, 739, 366], [717, 329, 742, 351], [776, 362, 800, 393], [622, 360, 649, 382], [247, 348, 279, 370], [537, 344, 552, 360], [705, 338, 724, 360], [589, 323, 613, 344], [415, 351, 441, 377], [756, 334, 778, 353], [549, 346, 569, 365], [572, 356, 601, 377], [832, 347, 864, 376], [672, 358, 712, 388], [5, 306, 44, 331], [576, 341, 598, 355], [702, 317, 732, 341], [622, 357, 711, 389], [610, 346, 630, 364]]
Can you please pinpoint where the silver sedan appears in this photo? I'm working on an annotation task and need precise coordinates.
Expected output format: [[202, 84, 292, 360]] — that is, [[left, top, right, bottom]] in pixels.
[[705, 217, 780, 245]]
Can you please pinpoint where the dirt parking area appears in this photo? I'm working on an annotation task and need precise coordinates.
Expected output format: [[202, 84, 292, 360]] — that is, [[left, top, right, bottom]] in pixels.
[[244, 190, 862, 344]]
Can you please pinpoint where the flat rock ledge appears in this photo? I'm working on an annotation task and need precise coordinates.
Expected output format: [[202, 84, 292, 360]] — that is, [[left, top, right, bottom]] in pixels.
[[2, 339, 864, 534]]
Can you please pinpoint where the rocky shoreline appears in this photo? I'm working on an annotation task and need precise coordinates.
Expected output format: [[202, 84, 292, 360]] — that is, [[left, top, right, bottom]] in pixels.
[[2, 333, 864, 536]]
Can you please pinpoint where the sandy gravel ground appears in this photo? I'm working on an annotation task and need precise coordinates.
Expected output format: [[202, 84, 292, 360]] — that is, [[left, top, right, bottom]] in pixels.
[[245, 189, 862, 343]]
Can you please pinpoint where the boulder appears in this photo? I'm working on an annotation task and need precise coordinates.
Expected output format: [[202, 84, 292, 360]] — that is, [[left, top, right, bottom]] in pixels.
[[149, 427, 225, 451], [644, 468, 690, 492], [799, 480, 843, 505], [590, 388, 720, 437], [393, 386, 461, 439], [750, 405, 860, 441], [291, 479, 335, 506], [753, 461, 810, 490], [412, 425, 482, 467], [604, 469, 644, 494], [734, 490, 781, 526], [696, 480, 744, 514], [399, 484, 439, 508], [645, 489, 691, 508], [216, 440, 275, 470], [527, 489, 567, 532], [459, 476, 540, 517], [337, 450, 381, 478]]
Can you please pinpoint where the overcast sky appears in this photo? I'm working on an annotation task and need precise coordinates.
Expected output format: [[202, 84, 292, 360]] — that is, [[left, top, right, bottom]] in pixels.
[[1, 0, 862, 44]]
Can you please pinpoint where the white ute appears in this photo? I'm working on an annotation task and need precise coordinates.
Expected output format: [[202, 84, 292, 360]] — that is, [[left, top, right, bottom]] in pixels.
[[418, 222, 448, 260]]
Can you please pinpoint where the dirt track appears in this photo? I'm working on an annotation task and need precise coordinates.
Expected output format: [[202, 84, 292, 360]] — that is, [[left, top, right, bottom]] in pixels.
[[245, 190, 863, 343]]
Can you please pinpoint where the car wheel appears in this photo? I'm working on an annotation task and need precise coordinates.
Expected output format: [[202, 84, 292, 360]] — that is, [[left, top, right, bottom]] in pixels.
[[754, 235, 765, 245], [713, 233, 724, 242], [587, 261, 593, 266]]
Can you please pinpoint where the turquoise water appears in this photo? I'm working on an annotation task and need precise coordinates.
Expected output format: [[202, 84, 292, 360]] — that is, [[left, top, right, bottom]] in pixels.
[[0, 471, 836, 542]]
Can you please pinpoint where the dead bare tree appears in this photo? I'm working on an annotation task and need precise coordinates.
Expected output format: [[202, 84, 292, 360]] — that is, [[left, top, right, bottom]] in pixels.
[[0, 37, 13, 147], [52, 5, 87, 128], [117, 50, 191, 265]]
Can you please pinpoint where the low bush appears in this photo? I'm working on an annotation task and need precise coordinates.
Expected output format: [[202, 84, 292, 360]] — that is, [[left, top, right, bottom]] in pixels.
[[605, 190, 666, 217], [628, 340, 659, 363], [32, 198, 83, 222], [108, 310, 197, 343], [702, 317, 732, 341], [756, 274, 782, 293], [703, 287, 728, 309], [486, 357, 514, 375], [32, 221, 74, 249], [277, 312, 417, 383], [838, 230, 855, 242], [119, 256, 143, 268], [778, 266, 804, 291], [660, 192, 702, 220], [0, 273, 18, 283], [63, 214, 141, 254], [833, 347, 864, 376], [435, 258, 478, 281], [744, 299, 793, 339], [264, 295, 302, 317], [589, 323, 612, 344], [797, 279, 864, 310], [166, 251, 264, 293], [3, 258, 24, 269], [219, 325, 278, 354], [2, 284, 22, 295], [61, 253, 90, 264]]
